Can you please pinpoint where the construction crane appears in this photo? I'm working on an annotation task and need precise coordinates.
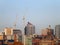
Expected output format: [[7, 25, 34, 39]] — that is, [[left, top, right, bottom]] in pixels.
[[13, 15, 18, 29], [23, 16, 26, 27], [22, 16, 26, 45]]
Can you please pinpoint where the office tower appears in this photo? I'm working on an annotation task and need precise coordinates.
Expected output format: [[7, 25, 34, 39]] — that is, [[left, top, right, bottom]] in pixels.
[[24, 22, 35, 36], [55, 25, 60, 39]]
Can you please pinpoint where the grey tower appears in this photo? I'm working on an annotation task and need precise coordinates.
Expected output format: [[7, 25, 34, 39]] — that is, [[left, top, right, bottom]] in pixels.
[[55, 25, 60, 39], [24, 22, 35, 36]]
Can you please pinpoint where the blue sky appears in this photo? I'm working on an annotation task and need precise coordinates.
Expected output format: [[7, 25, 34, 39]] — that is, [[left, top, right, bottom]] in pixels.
[[0, 0, 60, 34]]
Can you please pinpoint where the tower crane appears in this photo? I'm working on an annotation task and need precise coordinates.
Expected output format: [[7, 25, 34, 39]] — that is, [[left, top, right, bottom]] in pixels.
[[13, 15, 18, 29], [22, 16, 26, 45]]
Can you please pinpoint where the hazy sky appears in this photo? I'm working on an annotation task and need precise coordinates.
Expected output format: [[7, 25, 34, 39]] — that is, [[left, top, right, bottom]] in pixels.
[[0, 0, 60, 34]]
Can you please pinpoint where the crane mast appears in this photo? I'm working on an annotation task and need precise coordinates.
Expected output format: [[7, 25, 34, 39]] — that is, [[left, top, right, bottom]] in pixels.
[[14, 15, 18, 29]]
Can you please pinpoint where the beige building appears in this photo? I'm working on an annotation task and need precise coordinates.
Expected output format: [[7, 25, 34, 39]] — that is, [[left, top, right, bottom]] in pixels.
[[0, 35, 3, 40], [4, 27, 13, 35], [0, 32, 3, 40], [41, 28, 48, 36]]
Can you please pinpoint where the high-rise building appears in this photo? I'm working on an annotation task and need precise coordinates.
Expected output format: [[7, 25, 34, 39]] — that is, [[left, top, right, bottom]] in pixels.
[[55, 25, 60, 39], [24, 22, 35, 36]]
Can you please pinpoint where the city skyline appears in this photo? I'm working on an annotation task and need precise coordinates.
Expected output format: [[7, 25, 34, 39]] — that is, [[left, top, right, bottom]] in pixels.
[[0, 0, 60, 34]]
